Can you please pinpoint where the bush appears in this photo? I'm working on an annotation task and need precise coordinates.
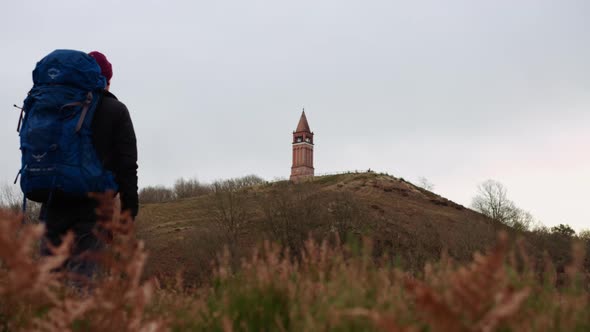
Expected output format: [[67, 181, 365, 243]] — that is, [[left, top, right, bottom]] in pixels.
[[0, 183, 40, 223], [139, 175, 264, 205], [139, 185, 175, 203], [0, 196, 165, 331], [175, 234, 590, 331], [0, 183, 21, 212], [258, 182, 323, 254], [551, 224, 576, 237], [232, 174, 266, 189], [173, 178, 211, 199], [210, 178, 250, 247]]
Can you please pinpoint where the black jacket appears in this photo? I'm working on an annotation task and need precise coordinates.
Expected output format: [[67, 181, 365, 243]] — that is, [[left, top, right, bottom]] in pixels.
[[91, 90, 139, 217]]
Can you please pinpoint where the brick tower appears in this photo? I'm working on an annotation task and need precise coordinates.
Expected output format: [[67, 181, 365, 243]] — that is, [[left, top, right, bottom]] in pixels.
[[290, 110, 314, 182]]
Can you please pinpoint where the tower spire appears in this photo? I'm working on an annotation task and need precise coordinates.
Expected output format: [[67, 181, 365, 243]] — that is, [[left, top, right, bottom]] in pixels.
[[290, 110, 314, 182], [295, 109, 311, 133]]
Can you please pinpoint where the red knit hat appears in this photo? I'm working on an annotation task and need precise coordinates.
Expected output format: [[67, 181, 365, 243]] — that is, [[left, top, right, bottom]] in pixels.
[[88, 51, 113, 84]]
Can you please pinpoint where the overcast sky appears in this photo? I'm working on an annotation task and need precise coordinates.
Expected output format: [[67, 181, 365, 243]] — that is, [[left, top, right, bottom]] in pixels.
[[1, 0, 588, 231]]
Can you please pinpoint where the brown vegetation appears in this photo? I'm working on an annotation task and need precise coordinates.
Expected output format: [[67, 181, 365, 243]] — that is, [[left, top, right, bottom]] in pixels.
[[1, 204, 588, 330], [0, 195, 165, 331], [0, 183, 41, 223], [3, 172, 588, 330], [138, 173, 505, 282], [139, 185, 176, 204]]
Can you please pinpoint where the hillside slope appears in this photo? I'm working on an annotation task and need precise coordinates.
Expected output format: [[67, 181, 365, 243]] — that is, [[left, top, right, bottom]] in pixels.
[[136, 172, 508, 283]]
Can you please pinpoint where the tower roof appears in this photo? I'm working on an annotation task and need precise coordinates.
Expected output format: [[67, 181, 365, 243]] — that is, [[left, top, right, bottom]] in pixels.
[[295, 110, 311, 132]]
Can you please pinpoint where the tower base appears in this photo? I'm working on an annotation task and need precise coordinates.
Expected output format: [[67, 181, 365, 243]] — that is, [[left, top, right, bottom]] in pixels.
[[290, 166, 314, 182]]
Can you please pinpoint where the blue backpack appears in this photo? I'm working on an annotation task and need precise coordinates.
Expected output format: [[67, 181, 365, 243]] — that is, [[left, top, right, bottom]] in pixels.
[[16, 49, 117, 203]]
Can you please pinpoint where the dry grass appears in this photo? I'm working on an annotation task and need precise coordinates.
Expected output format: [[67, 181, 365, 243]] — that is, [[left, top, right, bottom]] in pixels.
[[163, 234, 588, 331], [1, 189, 589, 331], [137, 172, 587, 286], [0, 194, 165, 332], [137, 172, 504, 283]]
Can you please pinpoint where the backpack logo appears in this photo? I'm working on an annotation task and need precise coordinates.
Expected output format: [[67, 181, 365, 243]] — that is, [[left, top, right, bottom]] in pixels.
[[32, 152, 47, 162], [47, 68, 60, 79]]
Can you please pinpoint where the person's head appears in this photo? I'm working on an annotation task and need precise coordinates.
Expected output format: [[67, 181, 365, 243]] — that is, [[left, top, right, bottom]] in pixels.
[[88, 51, 112, 91]]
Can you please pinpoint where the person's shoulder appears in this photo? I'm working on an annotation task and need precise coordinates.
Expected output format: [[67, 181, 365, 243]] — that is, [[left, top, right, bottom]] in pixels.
[[100, 90, 126, 107], [99, 90, 129, 115]]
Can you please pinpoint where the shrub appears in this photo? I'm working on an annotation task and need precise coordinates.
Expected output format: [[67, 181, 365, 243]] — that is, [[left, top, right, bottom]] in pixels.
[[0, 183, 21, 212], [1, 183, 42, 224], [139, 185, 175, 203], [210, 178, 250, 248], [232, 174, 265, 189], [551, 224, 576, 237], [174, 178, 211, 199], [0, 195, 165, 331], [190, 234, 590, 331], [258, 182, 324, 254]]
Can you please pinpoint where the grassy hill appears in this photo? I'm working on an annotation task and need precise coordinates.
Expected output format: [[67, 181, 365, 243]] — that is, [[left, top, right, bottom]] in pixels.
[[136, 172, 509, 283], [1, 172, 588, 330]]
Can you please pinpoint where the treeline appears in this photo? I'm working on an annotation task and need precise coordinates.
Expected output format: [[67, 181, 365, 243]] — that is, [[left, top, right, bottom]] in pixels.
[[469, 179, 590, 241], [138, 174, 266, 203]]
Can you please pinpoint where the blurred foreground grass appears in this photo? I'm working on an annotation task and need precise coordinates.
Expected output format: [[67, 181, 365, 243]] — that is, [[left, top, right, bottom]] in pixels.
[[0, 204, 588, 332]]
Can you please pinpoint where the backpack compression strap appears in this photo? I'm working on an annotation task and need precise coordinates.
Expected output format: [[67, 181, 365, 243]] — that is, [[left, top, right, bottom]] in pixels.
[[59, 92, 93, 133], [75, 92, 93, 133], [14, 105, 24, 133]]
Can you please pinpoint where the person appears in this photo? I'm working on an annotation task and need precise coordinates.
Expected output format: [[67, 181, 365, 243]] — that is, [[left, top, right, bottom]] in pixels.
[[40, 51, 138, 281]]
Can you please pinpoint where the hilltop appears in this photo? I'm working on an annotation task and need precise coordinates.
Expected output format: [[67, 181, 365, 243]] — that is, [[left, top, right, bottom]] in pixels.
[[136, 172, 512, 282]]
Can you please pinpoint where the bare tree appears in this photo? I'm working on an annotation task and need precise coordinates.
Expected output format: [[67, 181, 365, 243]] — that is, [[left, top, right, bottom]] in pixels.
[[579, 229, 590, 242], [551, 224, 576, 237], [259, 182, 322, 254], [206, 175, 265, 249], [139, 185, 176, 203], [417, 177, 435, 191], [174, 177, 211, 199], [233, 174, 265, 189], [211, 179, 249, 247], [471, 180, 534, 231], [511, 209, 535, 231], [328, 192, 363, 240]]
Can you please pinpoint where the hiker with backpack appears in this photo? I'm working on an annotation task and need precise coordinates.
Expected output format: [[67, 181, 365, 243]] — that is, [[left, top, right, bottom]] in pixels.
[[16, 49, 138, 281]]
